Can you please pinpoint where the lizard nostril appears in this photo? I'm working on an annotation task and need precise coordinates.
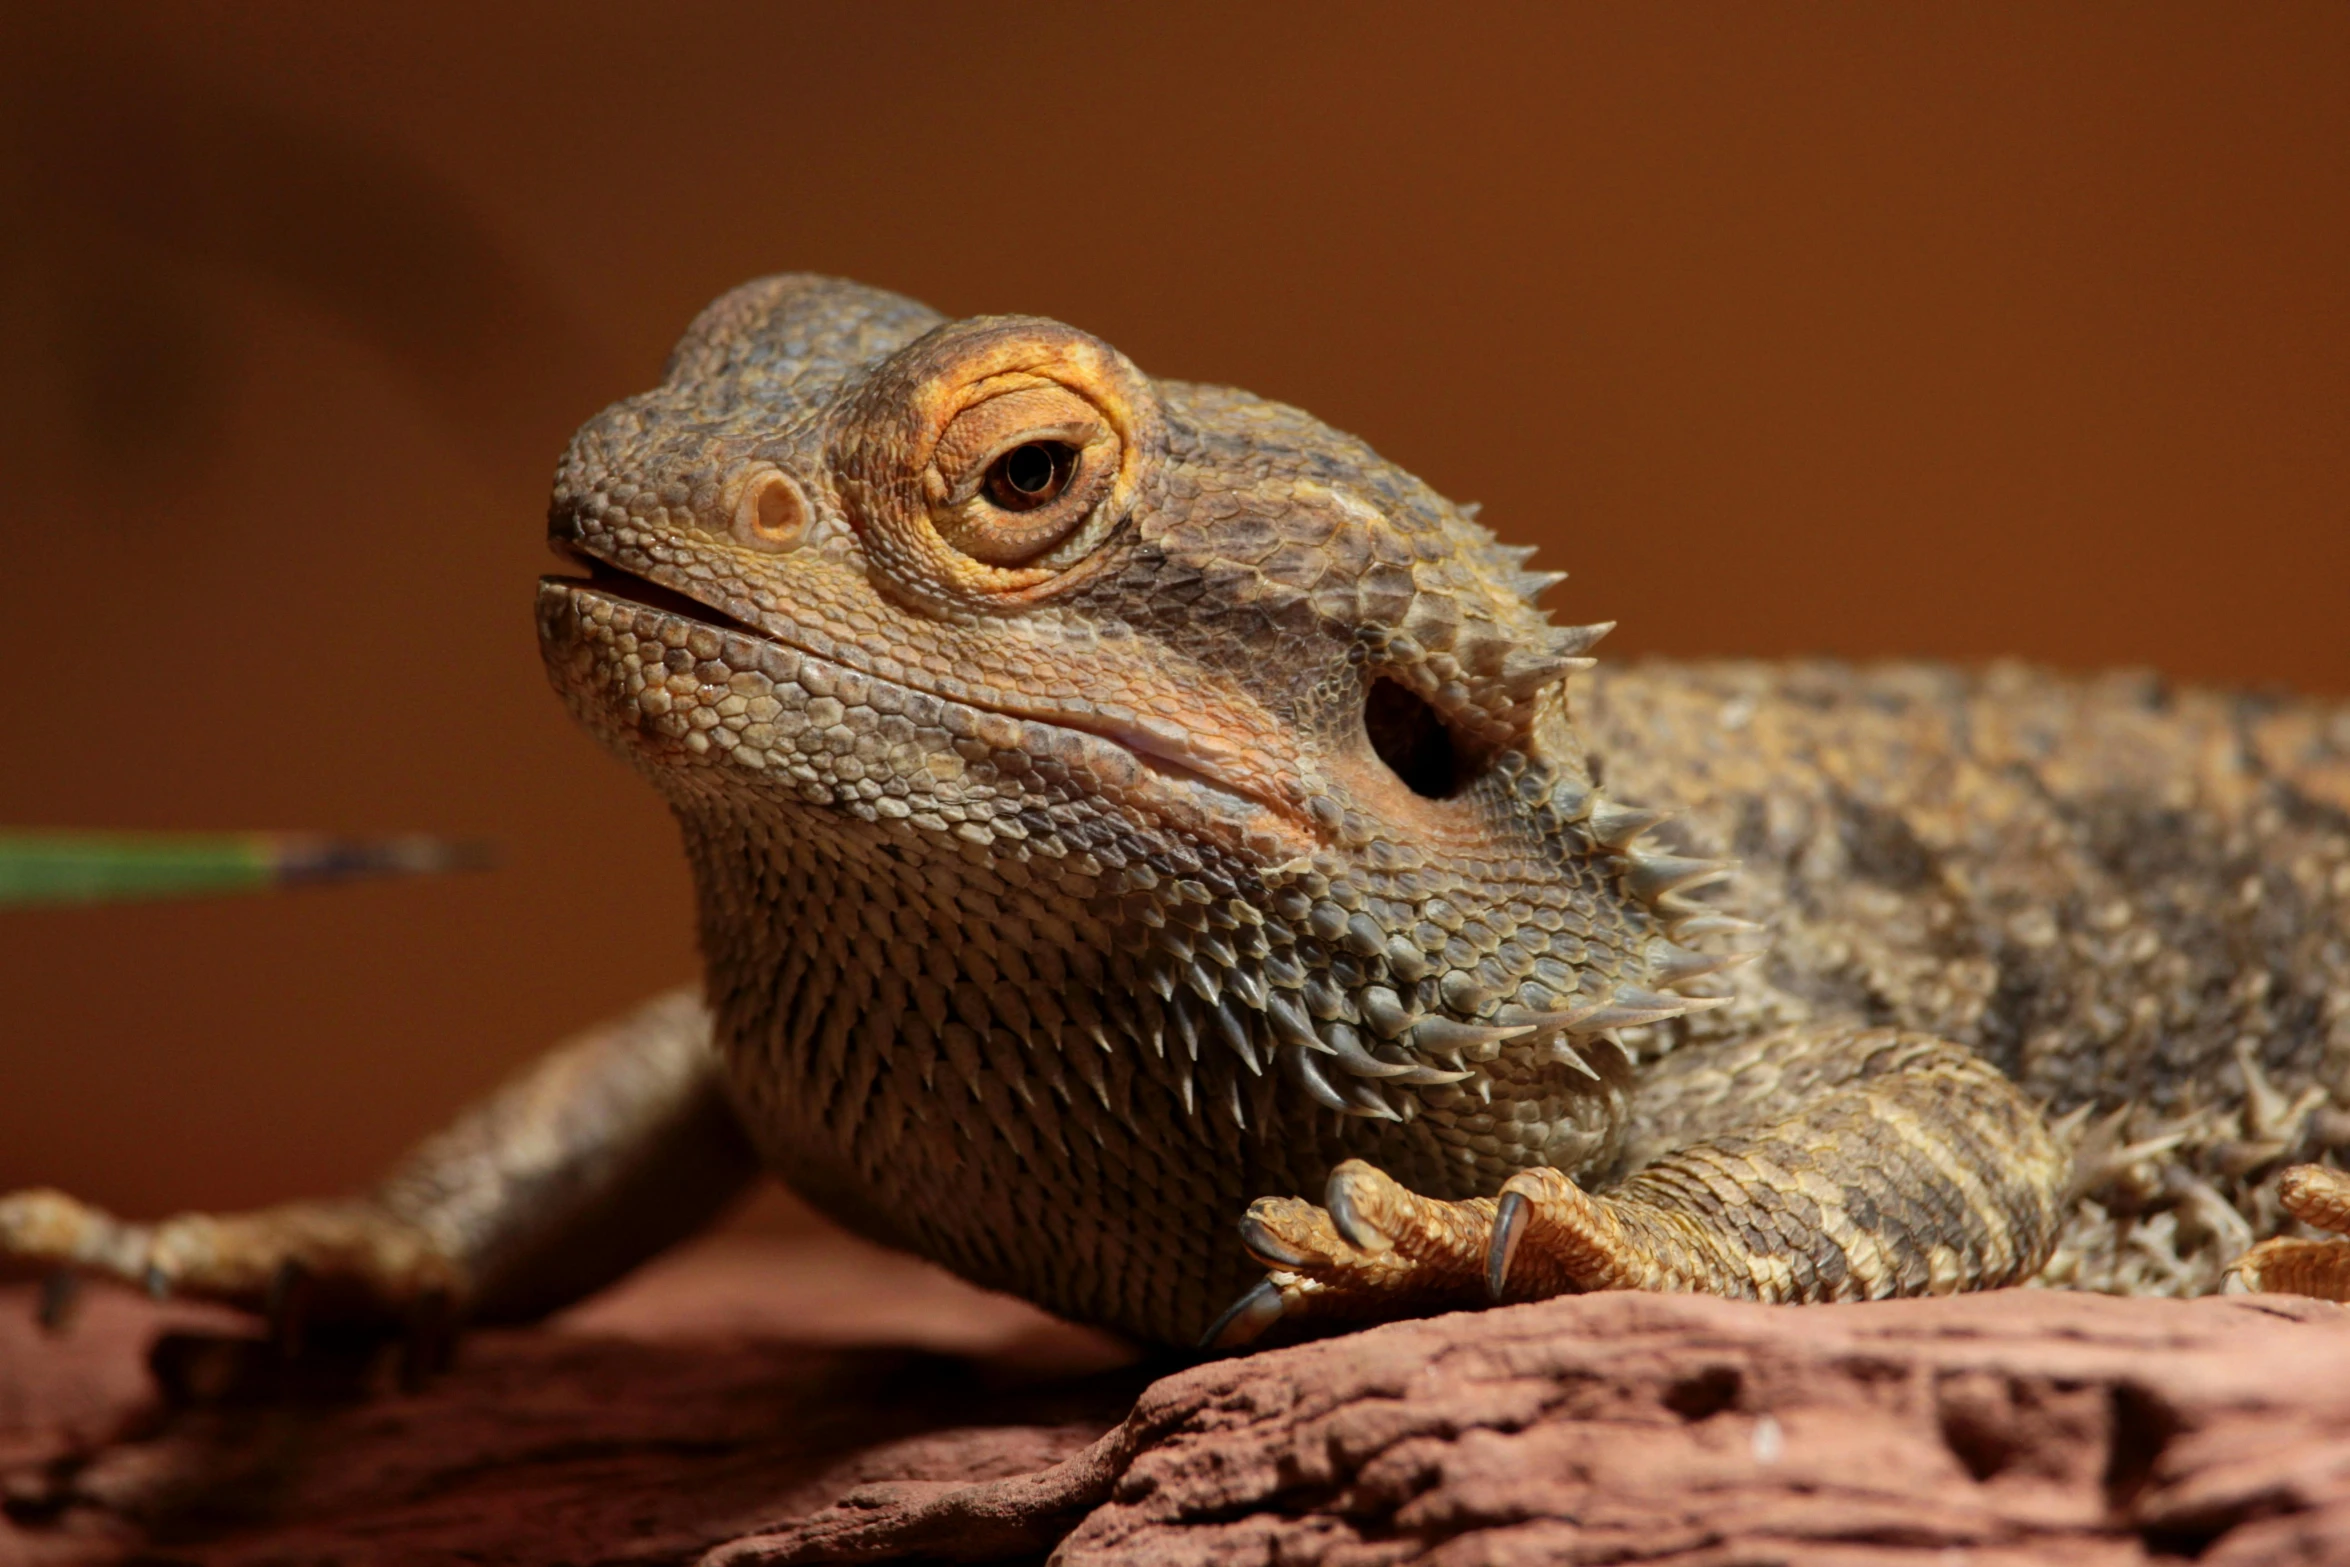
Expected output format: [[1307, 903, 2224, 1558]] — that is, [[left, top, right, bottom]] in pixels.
[[733, 466, 810, 552], [1364, 678, 1473, 799]]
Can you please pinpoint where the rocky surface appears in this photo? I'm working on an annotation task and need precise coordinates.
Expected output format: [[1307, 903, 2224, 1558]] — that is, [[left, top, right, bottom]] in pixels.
[[7, 1230, 2350, 1565], [0, 1230, 1141, 1566]]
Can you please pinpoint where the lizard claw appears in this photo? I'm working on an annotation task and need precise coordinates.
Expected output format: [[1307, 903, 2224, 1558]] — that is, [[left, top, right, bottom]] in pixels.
[[1199, 1278, 1289, 1351], [1487, 1190, 1529, 1301]]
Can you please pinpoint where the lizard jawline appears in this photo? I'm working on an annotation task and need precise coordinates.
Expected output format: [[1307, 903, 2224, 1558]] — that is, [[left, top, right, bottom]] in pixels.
[[539, 564, 1305, 852]]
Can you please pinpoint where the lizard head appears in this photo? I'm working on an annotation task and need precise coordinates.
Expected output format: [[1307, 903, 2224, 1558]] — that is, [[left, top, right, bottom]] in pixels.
[[539, 275, 1742, 1139]]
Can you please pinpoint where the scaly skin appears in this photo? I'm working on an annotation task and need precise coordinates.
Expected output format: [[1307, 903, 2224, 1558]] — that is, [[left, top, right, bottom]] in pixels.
[[7, 276, 2349, 1350]]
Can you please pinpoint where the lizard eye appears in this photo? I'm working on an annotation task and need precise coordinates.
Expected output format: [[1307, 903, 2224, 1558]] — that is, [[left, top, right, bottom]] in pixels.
[[926, 383, 1120, 569], [984, 441, 1076, 511], [839, 314, 1160, 600]]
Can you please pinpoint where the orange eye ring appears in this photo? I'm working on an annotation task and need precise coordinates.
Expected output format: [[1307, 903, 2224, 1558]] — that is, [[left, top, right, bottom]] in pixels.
[[924, 382, 1119, 569], [832, 315, 1164, 602]]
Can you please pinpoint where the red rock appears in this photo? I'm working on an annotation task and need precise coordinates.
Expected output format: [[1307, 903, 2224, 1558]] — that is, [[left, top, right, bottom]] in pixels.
[[8, 1230, 2350, 1565], [733, 1287, 2350, 1566], [0, 1231, 1138, 1567]]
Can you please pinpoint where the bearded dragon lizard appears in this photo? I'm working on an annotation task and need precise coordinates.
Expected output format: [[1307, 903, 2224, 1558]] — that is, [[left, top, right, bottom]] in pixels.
[[9, 275, 2350, 1352]]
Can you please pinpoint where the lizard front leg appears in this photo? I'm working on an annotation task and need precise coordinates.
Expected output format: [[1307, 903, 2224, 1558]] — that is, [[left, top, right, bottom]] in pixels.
[[1, 988, 760, 1342], [1209, 1026, 2066, 1348]]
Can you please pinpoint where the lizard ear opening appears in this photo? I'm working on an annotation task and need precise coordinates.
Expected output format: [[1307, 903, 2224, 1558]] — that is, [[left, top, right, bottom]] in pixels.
[[1364, 678, 1473, 799]]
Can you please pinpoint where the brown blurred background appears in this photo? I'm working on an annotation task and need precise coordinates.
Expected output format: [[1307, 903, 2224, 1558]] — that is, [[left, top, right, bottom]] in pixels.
[[1, 4, 2344, 1229]]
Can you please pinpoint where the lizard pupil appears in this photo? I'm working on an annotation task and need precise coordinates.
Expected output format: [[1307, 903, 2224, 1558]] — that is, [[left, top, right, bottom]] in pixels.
[[985, 442, 1074, 511]]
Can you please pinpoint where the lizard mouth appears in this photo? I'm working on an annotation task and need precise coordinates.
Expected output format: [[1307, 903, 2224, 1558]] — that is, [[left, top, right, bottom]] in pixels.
[[545, 543, 771, 640], [541, 541, 1311, 845]]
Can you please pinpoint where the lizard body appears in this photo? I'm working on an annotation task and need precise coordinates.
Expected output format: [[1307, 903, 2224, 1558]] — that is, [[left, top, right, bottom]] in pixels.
[[8, 275, 2350, 1348]]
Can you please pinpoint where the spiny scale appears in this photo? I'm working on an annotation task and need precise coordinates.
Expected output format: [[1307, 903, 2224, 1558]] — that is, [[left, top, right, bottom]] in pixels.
[[1548, 621, 1615, 657], [1624, 850, 1734, 905], [1211, 996, 1261, 1073], [1586, 798, 1674, 850], [1668, 913, 1764, 943], [1648, 941, 1760, 989], [1541, 1035, 1606, 1081], [1407, 1015, 1534, 1054], [1286, 1044, 1351, 1115], [1493, 622, 1613, 695], [1343, 1076, 1403, 1122], [1578, 989, 1735, 1032], [1323, 1024, 1419, 1079], [1512, 569, 1571, 603], [1568, 779, 1747, 969], [1499, 647, 1595, 697], [1120, 630, 1758, 1137]]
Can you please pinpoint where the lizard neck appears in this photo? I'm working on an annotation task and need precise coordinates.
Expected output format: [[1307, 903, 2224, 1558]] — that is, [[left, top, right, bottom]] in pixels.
[[667, 778, 1646, 1339]]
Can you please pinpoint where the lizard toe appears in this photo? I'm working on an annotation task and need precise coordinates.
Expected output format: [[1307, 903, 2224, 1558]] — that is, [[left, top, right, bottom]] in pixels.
[[1239, 1197, 1341, 1270], [2219, 1166, 2350, 1302], [2228, 1236, 2350, 1300], [1324, 1161, 1399, 1254], [2279, 1163, 2350, 1235]]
